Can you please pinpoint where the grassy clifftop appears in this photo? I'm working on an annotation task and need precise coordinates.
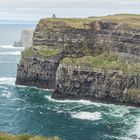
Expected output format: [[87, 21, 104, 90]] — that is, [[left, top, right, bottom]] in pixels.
[[0, 132, 60, 140], [22, 14, 140, 74], [21, 46, 62, 58], [39, 14, 140, 29], [62, 53, 140, 74]]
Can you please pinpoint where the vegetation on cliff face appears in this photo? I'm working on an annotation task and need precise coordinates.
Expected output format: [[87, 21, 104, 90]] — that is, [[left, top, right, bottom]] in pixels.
[[127, 88, 140, 103], [16, 14, 140, 106], [128, 88, 140, 94], [0, 132, 60, 140], [39, 14, 140, 29], [21, 14, 140, 75], [96, 14, 140, 28], [21, 46, 62, 58], [62, 53, 140, 74]]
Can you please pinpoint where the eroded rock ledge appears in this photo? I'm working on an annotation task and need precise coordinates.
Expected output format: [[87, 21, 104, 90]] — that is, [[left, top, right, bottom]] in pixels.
[[16, 14, 140, 106]]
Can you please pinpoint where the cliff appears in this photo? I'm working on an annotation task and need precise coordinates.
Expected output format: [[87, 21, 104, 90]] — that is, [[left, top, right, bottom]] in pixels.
[[53, 57, 140, 106], [16, 45, 63, 89], [16, 14, 140, 106], [13, 30, 34, 48]]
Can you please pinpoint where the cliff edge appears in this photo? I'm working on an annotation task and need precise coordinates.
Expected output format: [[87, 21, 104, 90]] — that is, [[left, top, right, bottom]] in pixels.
[[16, 14, 140, 106]]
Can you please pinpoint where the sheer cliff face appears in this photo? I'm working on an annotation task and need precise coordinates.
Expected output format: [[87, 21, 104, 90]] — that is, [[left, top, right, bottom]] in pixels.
[[33, 19, 95, 57], [53, 63, 140, 106], [16, 16, 140, 106], [94, 21, 140, 55], [33, 19, 140, 56], [16, 57, 60, 89]]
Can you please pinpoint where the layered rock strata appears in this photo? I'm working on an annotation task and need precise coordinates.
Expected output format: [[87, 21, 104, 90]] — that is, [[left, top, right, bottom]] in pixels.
[[53, 63, 140, 106], [16, 57, 60, 89], [16, 15, 140, 106]]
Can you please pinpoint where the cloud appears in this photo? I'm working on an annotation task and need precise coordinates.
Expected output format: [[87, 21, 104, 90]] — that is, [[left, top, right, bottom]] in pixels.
[[0, 0, 139, 20]]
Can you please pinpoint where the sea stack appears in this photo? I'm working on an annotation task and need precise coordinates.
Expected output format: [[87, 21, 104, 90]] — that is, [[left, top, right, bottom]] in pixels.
[[13, 30, 34, 48]]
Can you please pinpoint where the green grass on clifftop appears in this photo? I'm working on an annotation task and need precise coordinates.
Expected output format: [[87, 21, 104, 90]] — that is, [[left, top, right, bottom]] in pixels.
[[0, 132, 60, 140], [40, 14, 140, 29], [21, 46, 62, 58], [62, 53, 140, 74], [128, 88, 140, 95]]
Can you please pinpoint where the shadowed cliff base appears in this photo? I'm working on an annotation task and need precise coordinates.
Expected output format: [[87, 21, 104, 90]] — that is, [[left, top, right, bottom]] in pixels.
[[16, 14, 140, 106]]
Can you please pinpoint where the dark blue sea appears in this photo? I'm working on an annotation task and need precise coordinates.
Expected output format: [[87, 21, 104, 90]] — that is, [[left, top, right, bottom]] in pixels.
[[0, 24, 140, 140]]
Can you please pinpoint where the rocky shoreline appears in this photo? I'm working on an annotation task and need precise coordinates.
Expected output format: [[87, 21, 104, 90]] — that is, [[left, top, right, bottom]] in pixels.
[[16, 15, 140, 107]]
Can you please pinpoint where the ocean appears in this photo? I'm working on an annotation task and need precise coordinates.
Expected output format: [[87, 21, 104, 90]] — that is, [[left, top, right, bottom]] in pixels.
[[0, 24, 140, 140]]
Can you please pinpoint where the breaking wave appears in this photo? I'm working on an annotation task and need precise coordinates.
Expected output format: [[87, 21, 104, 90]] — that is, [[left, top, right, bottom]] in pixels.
[[45, 95, 120, 107], [71, 111, 101, 121], [128, 117, 140, 140], [0, 51, 21, 55], [0, 45, 24, 49], [1, 90, 12, 98], [0, 77, 16, 85], [45, 96, 103, 107]]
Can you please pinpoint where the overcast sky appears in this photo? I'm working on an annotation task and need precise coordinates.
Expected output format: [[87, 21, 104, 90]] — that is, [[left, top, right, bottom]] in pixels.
[[0, 0, 140, 21]]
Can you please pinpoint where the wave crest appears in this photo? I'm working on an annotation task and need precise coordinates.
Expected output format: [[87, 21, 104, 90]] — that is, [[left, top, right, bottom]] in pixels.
[[0, 45, 24, 49], [0, 51, 21, 55], [71, 111, 101, 121], [45, 96, 102, 107], [0, 77, 16, 85]]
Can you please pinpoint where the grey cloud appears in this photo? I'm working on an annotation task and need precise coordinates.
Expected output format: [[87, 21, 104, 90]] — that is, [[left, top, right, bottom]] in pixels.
[[0, 0, 139, 20]]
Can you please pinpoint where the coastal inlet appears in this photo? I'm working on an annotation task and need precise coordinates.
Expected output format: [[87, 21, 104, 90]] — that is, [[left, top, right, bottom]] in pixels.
[[0, 45, 140, 140]]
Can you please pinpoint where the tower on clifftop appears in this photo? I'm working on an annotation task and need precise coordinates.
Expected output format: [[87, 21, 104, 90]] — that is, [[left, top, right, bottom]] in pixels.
[[52, 14, 56, 18]]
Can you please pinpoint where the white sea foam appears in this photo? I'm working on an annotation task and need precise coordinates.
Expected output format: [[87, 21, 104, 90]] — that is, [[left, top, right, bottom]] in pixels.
[[0, 51, 21, 55], [42, 95, 135, 110], [104, 106, 131, 118], [57, 110, 64, 113], [16, 85, 54, 92], [1, 90, 12, 98], [0, 77, 15, 85], [0, 45, 24, 49], [45, 96, 112, 107], [128, 117, 140, 139], [71, 111, 101, 121]]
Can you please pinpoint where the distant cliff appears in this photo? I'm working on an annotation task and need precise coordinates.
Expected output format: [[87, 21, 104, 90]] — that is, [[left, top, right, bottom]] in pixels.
[[13, 30, 33, 48], [16, 14, 140, 106]]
